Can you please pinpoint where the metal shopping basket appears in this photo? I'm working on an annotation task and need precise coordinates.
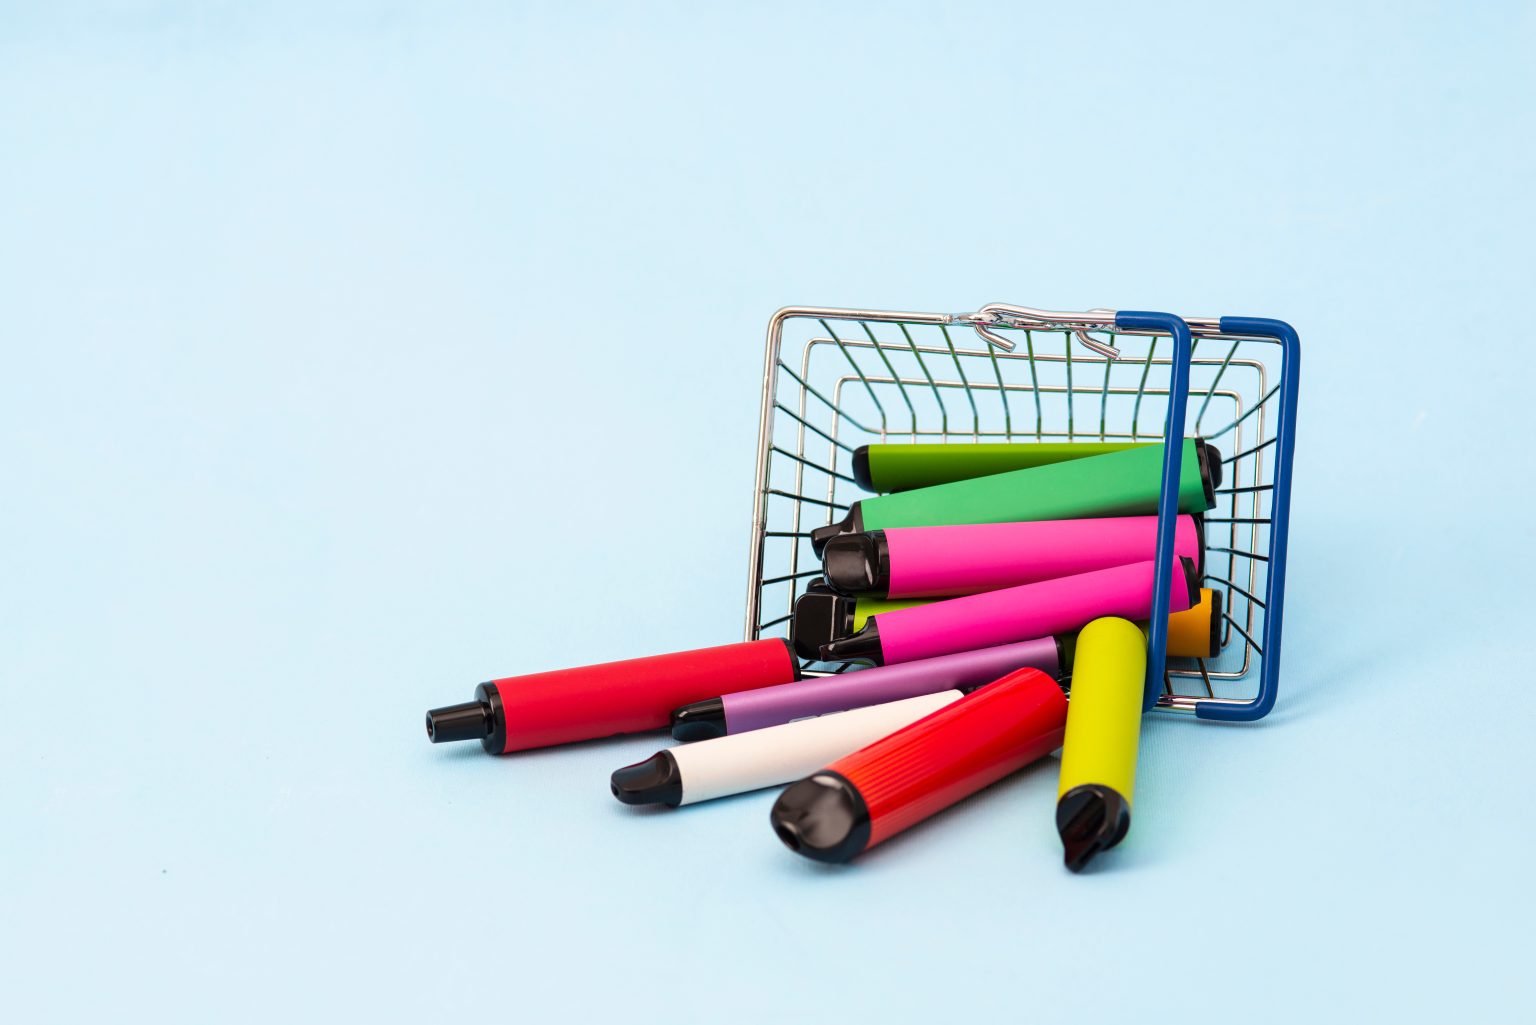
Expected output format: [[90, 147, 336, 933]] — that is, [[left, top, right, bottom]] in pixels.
[[743, 303, 1299, 721]]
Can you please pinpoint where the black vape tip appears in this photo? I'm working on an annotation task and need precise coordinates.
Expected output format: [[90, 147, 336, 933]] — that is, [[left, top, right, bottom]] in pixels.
[[851, 445, 875, 492], [1179, 555, 1200, 609], [1191, 512, 1206, 577], [1056, 784, 1132, 872], [790, 583, 854, 661], [821, 531, 887, 597], [769, 771, 871, 864], [670, 698, 728, 742], [809, 507, 861, 556], [1197, 439, 1222, 501], [610, 751, 684, 807], [424, 700, 494, 744], [818, 619, 883, 665], [1207, 588, 1223, 658]]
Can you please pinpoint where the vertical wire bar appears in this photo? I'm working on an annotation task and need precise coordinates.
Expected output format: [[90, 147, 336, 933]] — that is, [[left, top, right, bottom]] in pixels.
[[1132, 336, 1158, 437], [938, 324, 981, 439], [1194, 340, 1241, 434], [896, 322, 947, 437], [787, 356, 811, 633], [985, 329, 1014, 439], [1022, 330, 1042, 438], [858, 321, 918, 434], [1064, 330, 1075, 439], [1097, 332, 1116, 440], [819, 318, 888, 438]]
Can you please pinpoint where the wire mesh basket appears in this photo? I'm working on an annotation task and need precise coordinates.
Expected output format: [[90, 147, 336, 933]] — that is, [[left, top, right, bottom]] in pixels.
[[743, 303, 1299, 722]]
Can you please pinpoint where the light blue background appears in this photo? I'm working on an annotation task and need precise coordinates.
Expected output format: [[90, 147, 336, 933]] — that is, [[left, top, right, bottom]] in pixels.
[[4, 2, 1533, 1021]]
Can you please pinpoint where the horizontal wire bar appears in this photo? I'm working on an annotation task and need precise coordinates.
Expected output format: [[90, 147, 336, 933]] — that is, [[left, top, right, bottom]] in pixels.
[[758, 614, 791, 631], [763, 530, 813, 539], [810, 331, 1264, 369], [1203, 516, 1272, 524], [761, 569, 827, 586], [1221, 613, 1265, 656], [770, 445, 856, 482], [1204, 574, 1268, 609], [820, 320, 889, 433], [772, 404, 855, 453], [1205, 381, 1280, 441], [1207, 545, 1270, 562], [764, 488, 848, 510], [1215, 484, 1274, 495], [1225, 435, 1278, 463], [778, 362, 877, 436]]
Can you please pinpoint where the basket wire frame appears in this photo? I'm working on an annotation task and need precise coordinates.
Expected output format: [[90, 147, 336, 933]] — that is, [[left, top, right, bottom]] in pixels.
[[745, 307, 1284, 717]]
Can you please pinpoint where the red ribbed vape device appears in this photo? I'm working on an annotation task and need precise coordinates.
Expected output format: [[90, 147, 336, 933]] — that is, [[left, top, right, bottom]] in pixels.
[[769, 667, 1067, 862], [425, 638, 800, 754]]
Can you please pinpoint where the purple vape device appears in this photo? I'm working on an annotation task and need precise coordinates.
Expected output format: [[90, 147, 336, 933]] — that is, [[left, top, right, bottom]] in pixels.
[[668, 635, 1062, 741]]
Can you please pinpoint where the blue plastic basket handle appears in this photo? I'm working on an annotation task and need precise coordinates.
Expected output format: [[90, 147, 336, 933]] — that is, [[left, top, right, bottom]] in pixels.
[[1192, 318, 1300, 722], [1111, 312, 1194, 711]]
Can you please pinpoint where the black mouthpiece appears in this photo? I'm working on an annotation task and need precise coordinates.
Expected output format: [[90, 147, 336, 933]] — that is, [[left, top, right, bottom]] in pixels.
[[1207, 587, 1223, 658], [851, 445, 875, 492], [610, 751, 684, 807], [1179, 555, 1200, 609], [769, 771, 871, 863], [1191, 512, 1207, 577], [1059, 630, 1080, 680], [670, 698, 728, 742], [790, 582, 856, 661], [818, 619, 883, 665], [1056, 784, 1132, 872], [425, 700, 494, 744], [1197, 439, 1221, 502], [821, 530, 890, 597], [809, 506, 863, 557]]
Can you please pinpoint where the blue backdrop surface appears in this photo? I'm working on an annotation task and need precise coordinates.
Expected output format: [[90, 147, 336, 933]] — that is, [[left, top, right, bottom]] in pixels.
[[3, 3, 1534, 1022]]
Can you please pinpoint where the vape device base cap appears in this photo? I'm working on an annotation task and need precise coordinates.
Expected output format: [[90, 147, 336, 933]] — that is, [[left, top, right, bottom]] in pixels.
[[770, 771, 871, 864], [1056, 783, 1131, 872], [1203, 440, 1223, 491], [851, 445, 874, 492], [670, 697, 728, 742], [790, 582, 854, 661]]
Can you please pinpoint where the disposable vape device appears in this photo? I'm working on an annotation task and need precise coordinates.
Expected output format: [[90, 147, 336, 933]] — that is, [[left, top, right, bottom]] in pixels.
[[821, 514, 1205, 599], [769, 667, 1067, 863], [1056, 617, 1147, 871], [424, 638, 800, 754], [820, 557, 1199, 665], [670, 635, 1062, 741], [788, 580, 925, 660], [611, 690, 963, 807], [810, 439, 1218, 555], [799, 585, 1221, 663], [853, 440, 1220, 493], [1164, 587, 1222, 661]]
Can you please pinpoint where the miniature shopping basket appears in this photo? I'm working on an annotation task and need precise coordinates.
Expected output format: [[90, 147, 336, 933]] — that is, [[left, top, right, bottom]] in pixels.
[[742, 303, 1299, 722]]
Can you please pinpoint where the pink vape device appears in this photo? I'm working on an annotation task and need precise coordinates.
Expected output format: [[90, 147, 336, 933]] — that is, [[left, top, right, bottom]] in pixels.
[[820, 557, 1200, 665], [821, 514, 1204, 598]]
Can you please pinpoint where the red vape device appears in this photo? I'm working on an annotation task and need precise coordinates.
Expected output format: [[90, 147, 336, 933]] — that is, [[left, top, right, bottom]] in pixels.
[[426, 638, 800, 753], [769, 666, 1066, 862]]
